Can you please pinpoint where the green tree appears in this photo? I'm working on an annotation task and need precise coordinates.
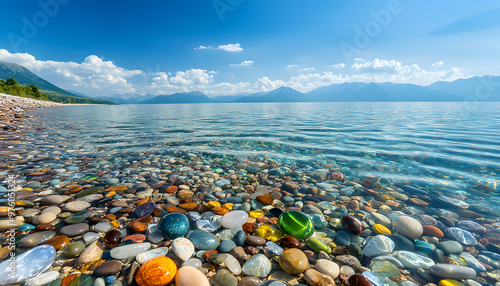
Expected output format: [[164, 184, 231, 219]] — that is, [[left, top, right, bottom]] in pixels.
[[5, 77, 18, 85]]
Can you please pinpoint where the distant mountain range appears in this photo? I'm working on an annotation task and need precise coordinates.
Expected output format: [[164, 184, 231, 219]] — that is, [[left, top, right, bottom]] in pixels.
[[2, 60, 499, 105], [0, 61, 115, 104], [107, 75, 499, 104]]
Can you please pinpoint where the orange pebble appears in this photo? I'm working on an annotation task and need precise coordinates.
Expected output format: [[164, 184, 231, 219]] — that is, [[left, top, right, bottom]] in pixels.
[[135, 256, 177, 286]]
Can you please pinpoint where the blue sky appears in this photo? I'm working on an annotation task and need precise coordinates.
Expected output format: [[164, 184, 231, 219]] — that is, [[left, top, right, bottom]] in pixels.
[[0, 0, 499, 97]]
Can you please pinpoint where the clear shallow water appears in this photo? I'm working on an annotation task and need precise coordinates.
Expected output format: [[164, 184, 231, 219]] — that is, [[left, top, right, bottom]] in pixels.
[[30, 102, 500, 194]]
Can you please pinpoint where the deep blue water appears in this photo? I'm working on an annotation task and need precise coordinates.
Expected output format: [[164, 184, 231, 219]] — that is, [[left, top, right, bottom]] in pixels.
[[30, 102, 500, 193]]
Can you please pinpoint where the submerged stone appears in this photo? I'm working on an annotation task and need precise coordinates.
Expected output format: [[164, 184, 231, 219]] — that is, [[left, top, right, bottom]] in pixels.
[[158, 213, 190, 240], [0, 245, 56, 285], [277, 211, 314, 240]]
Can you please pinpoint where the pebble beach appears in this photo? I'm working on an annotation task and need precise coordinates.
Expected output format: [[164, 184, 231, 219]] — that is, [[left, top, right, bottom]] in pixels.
[[0, 100, 499, 286]]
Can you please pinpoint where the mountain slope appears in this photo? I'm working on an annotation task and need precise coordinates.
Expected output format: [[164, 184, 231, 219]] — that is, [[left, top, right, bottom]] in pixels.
[[0, 61, 114, 104], [142, 91, 214, 104], [236, 87, 305, 102]]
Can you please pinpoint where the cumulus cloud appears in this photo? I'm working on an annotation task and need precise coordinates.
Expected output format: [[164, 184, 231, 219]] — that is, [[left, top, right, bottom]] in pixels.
[[194, 43, 243, 52], [0, 49, 469, 97], [0, 49, 141, 95], [230, 60, 253, 67], [217, 43, 243, 52]]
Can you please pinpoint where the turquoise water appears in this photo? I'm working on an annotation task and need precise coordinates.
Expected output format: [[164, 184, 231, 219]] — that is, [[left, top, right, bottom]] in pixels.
[[30, 102, 500, 193]]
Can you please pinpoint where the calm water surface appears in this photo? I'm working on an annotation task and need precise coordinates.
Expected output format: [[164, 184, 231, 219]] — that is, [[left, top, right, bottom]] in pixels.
[[30, 102, 500, 194]]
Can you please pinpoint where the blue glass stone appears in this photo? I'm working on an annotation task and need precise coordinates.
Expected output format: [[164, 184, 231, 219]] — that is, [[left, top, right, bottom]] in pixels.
[[264, 241, 284, 256], [415, 241, 434, 253], [309, 213, 328, 229], [158, 213, 190, 240], [19, 224, 35, 232]]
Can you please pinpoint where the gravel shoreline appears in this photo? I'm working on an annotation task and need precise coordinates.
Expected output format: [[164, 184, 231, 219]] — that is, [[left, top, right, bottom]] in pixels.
[[0, 93, 69, 131]]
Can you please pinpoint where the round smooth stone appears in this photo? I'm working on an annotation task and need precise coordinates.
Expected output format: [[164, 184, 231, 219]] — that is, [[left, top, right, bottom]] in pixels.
[[172, 237, 195, 261], [341, 215, 365, 235], [415, 241, 434, 253], [63, 201, 91, 212], [345, 273, 371, 286], [135, 202, 156, 218], [188, 230, 220, 250], [136, 247, 168, 264], [389, 234, 415, 251], [396, 216, 423, 238], [315, 259, 340, 279], [429, 264, 476, 279], [438, 241, 464, 254], [24, 270, 59, 286], [0, 245, 56, 285], [104, 229, 122, 245], [0, 220, 24, 231], [242, 254, 272, 278], [75, 241, 103, 267], [278, 248, 310, 275], [211, 269, 237, 286], [219, 240, 237, 253], [42, 206, 61, 215], [362, 235, 395, 257], [94, 222, 112, 233], [394, 250, 435, 269], [93, 260, 123, 277], [110, 243, 151, 260], [445, 227, 478, 246], [83, 232, 99, 245], [33, 212, 57, 225], [221, 210, 249, 229], [306, 237, 331, 254], [278, 236, 301, 248], [60, 223, 89, 237], [304, 269, 336, 286], [18, 231, 56, 248], [175, 266, 210, 286], [135, 256, 177, 286], [232, 230, 246, 246], [278, 211, 315, 240], [64, 240, 87, 257], [67, 273, 93, 286], [224, 255, 242, 275], [158, 213, 190, 240], [44, 235, 70, 251]]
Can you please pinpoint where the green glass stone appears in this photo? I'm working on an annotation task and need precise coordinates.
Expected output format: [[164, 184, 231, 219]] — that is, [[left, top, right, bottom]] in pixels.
[[277, 210, 315, 241], [306, 237, 332, 254]]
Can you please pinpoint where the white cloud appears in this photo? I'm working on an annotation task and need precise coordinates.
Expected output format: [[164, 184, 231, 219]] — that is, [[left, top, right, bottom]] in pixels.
[[0, 49, 470, 97], [300, 67, 315, 71], [330, 63, 346, 68], [0, 49, 141, 95], [432, 61, 444, 68], [230, 60, 253, 67], [217, 43, 243, 52], [194, 45, 211, 50]]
